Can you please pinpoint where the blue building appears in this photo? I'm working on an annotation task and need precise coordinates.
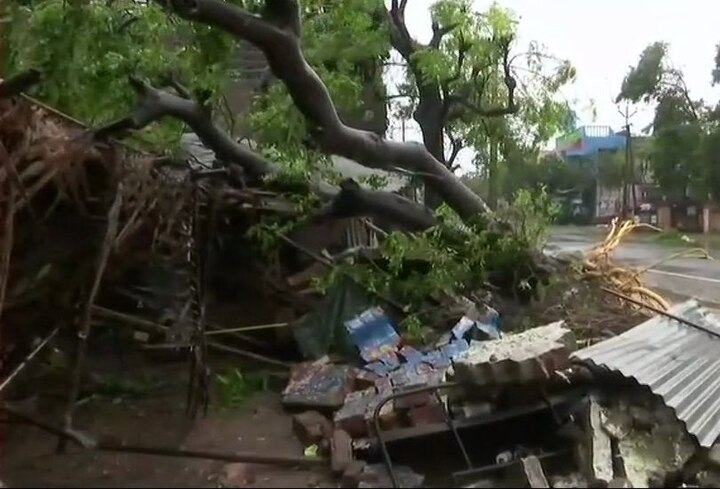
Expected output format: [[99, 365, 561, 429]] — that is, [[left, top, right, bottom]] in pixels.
[[555, 125, 626, 159], [553, 125, 629, 223]]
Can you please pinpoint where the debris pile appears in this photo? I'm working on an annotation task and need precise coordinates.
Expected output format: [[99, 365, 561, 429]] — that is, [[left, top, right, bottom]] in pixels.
[[4, 91, 720, 489]]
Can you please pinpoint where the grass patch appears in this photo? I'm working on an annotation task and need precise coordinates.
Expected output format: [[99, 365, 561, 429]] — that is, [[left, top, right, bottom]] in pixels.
[[214, 368, 269, 409]]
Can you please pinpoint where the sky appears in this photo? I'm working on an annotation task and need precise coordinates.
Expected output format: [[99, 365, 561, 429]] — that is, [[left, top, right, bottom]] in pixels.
[[388, 0, 720, 168]]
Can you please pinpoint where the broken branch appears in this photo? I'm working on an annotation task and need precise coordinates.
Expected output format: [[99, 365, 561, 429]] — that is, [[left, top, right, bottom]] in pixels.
[[94, 75, 276, 182]]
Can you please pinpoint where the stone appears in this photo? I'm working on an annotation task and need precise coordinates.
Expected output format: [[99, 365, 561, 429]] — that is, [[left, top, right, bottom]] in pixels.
[[607, 478, 633, 488], [282, 361, 354, 411], [341, 460, 369, 488], [292, 411, 333, 447], [219, 463, 257, 487], [331, 429, 354, 475], [520, 456, 550, 488], [334, 389, 375, 438]]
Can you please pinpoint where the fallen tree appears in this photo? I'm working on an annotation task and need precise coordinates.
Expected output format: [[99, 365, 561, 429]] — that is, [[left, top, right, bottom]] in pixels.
[[142, 0, 490, 220]]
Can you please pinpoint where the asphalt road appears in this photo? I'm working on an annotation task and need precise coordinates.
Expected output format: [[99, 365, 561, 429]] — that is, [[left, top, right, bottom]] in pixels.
[[546, 226, 720, 307]]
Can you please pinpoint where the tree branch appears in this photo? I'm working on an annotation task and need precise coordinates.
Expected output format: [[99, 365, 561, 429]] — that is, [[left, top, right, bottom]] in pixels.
[[429, 21, 458, 49], [93, 75, 276, 182], [446, 127, 463, 168], [311, 178, 437, 233], [161, 0, 491, 219], [444, 40, 517, 119], [96, 76, 438, 231]]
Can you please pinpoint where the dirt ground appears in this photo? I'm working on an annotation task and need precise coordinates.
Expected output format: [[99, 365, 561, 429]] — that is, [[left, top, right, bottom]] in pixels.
[[1, 353, 335, 489]]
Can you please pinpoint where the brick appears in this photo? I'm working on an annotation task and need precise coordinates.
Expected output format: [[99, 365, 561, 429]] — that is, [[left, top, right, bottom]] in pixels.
[[331, 429, 354, 475], [334, 389, 375, 438], [282, 362, 353, 411], [408, 402, 445, 426], [365, 377, 396, 431], [292, 411, 333, 446], [353, 368, 379, 391]]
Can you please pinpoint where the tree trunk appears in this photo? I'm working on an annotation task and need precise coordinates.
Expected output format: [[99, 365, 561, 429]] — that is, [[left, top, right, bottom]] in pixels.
[[487, 139, 499, 210]]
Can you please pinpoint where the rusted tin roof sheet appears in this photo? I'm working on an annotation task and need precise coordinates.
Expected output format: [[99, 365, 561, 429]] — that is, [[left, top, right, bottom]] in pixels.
[[572, 300, 720, 447]]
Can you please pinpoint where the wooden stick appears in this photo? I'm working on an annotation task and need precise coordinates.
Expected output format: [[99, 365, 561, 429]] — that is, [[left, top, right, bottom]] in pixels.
[[89, 306, 290, 369], [92, 305, 272, 350], [204, 322, 289, 335], [0, 324, 62, 394], [59, 187, 122, 452]]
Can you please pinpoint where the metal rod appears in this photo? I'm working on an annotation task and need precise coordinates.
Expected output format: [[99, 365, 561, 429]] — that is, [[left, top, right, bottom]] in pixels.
[[601, 287, 720, 339], [371, 382, 460, 488], [0, 403, 325, 468], [99, 442, 325, 468], [0, 324, 62, 394], [433, 390, 473, 471]]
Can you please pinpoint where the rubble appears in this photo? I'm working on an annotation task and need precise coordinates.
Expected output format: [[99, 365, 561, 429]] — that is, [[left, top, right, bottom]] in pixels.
[[520, 455, 550, 488], [451, 321, 575, 386], [331, 429, 354, 475], [2, 95, 714, 488], [292, 411, 333, 448]]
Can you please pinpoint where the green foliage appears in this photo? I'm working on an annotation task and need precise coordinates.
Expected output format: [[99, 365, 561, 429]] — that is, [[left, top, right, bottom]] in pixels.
[[215, 368, 268, 409], [617, 41, 720, 199], [5, 0, 236, 149], [617, 42, 668, 103], [249, 0, 388, 156], [498, 187, 559, 247]]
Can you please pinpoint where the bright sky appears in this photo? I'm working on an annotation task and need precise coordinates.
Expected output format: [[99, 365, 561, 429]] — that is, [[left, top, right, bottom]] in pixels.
[[392, 0, 719, 163]]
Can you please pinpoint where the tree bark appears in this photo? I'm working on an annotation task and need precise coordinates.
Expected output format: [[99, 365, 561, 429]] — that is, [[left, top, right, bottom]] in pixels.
[[487, 138, 499, 209], [95, 76, 437, 232], [157, 0, 492, 221]]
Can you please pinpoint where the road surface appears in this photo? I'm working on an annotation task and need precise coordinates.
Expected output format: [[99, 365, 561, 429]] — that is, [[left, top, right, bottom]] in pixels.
[[547, 226, 720, 307]]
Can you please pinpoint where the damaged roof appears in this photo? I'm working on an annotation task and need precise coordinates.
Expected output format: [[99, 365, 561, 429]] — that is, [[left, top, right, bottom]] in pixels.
[[572, 300, 720, 447]]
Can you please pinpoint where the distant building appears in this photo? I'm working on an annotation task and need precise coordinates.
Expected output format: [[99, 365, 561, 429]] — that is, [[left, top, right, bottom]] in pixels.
[[555, 125, 626, 160], [553, 126, 658, 223]]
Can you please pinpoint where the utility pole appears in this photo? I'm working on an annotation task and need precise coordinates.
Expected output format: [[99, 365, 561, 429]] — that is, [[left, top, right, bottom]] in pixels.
[[618, 103, 637, 218]]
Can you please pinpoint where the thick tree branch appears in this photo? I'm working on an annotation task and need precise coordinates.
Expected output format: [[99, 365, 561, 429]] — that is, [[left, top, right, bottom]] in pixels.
[[94, 75, 276, 182], [311, 178, 437, 233], [161, 0, 491, 218], [96, 76, 438, 230], [0, 69, 41, 99], [429, 21, 458, 49]]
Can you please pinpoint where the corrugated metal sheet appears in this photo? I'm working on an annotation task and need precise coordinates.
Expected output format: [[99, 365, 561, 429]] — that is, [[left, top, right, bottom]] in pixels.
[[572, 300, 720, 447]]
